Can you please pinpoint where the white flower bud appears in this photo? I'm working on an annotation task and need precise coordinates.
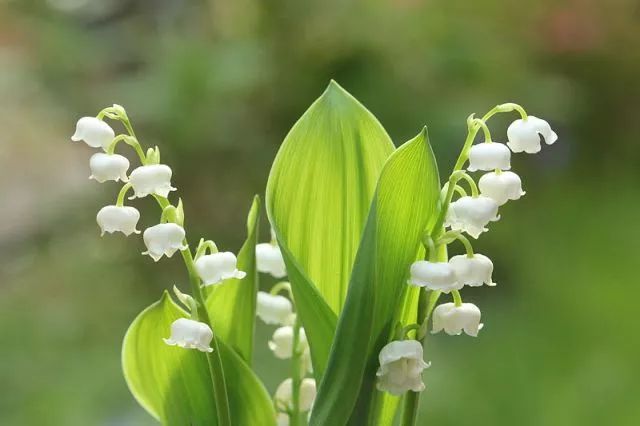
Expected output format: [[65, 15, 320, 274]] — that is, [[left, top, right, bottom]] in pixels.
[[449, 254, 495, 287], [89, 153, 130, 183], [129, 164, 176, 198], [71, 117, 115, 149], [256, 291, 293, 325], [478, 170, 526, 206], [408, 261, 461, 293], [467, 142, 511, 172], [96, 205, 140, 236], [376, 340, 430, 395], [163, 318, 213, 352], [275, 378, 317, 412], [445, 196, 500, 239], [432, 303, 483, 337], [142, 223, 187, 261], [256, 243, 287, 278], [507, 116, 558, 154], [268, 326, 308, 359], [194, 252, 246, 286]]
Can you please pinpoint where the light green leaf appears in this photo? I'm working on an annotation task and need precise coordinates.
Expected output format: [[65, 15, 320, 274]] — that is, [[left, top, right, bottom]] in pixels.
[[206, 195, 260, 363], [122, 291, 276, 425], [266, 80, 394, 378], [309, 128, 441, 425]]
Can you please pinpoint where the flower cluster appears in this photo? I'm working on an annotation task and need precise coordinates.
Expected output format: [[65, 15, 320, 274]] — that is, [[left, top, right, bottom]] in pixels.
[[71, 108, 246, 354], [377, 104, 557, 395], [254, 238, 316, 425]]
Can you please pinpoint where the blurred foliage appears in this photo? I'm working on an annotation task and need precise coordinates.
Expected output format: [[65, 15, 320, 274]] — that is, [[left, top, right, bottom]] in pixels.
[[0, 0, 639, 424]]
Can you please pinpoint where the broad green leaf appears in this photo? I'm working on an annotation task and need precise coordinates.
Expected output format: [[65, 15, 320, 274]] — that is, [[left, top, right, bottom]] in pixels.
[[206, 195, 260, 363], [266, 80, 394, 378], [309, 128, 440, 425], [122, 291, 276, 425]]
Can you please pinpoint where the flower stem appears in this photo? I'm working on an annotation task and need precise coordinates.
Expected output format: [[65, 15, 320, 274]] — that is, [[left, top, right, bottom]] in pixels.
[[289, 317, 303, 426], [156, 196, 232, 425], [401, 243, 447, 426], [180, 247, 232, 426]]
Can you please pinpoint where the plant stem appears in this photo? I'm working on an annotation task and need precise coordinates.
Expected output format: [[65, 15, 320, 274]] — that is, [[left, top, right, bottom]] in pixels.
[[154, 196, 231, 426], [400, 285, 429, 426], [289, 317, 303, 426], [180, 247, 232, 426], [401, 243, 447, 426]]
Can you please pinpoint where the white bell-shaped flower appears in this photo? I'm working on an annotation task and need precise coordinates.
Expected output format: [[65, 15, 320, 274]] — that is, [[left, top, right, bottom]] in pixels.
[[449, 254, 495, 287], [376, 340, 430, 395], [89, 153, 130, 183], [479, 171, 526, 206], [163, 318, 213, 352], [71, 117, 115, 149], [275, 378, 317, 412], [194, 252, 246, 286], [129, 164, 176, 198], [432, 303, 483, 337], [268, 326, 308, 359], [256, 291, 293, 325], [507, 116, 558, 154], [467, 142, 511, 172], [445, 196, 500, 239], [96, 205, 140, 236], [408, 261, 461, 293], [142, 223, 187, 261], [256, 243, 287, 278]]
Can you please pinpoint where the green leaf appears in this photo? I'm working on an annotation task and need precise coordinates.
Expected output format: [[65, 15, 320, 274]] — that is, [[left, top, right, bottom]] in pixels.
[[309, 128, 441, 425], [266, 80, 394, 378], [206, 195, 260, 363], [122, 291, 276, 425]]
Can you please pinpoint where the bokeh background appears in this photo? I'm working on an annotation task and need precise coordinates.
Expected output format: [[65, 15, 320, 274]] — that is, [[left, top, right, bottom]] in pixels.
[[1, 0, 639, 425]]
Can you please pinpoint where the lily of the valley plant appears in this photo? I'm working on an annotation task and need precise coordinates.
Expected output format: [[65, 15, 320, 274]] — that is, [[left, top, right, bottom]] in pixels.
[[70, 82, 557, 425]]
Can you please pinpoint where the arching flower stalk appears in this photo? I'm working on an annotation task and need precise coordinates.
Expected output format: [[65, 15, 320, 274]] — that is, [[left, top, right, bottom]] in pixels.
[[378, 103, 557, 426], [70, 105, 243, 426]]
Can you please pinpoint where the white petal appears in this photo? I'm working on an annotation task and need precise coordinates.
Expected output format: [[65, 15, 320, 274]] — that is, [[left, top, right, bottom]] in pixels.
[[89, 153, 130, 183], [72, 117, 115, 149], [142, 223, 187, 261], [478, 171, 525, 206], [96, 205, 140, 236], [467, 143, 511, 172], [163, 318, 213, 352], [129, 164, 176, 199], [408, 261, 460, 292], [256, 243, 287, 278]]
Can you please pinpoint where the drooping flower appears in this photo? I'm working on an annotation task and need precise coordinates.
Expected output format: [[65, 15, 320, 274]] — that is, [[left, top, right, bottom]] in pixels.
[[507, 116, 558, 154], [89, 152, 130, 183], [96, 205, 140, 236], [129, 164, 176, 198], [142, 223, 187, 261], [194, 252, 246, 286], [71, 117, 115, 149], [478, 171, 525, 206], [256, 243, 287, 278], [408, 261, 461, 293], [274, 378, 317, 412], [445, 196, 500, 239], [448, 254, 495, 287], [432, 303, 483, 337], [268, 326, 308, 359], [467, 142, 511, 172], [163, 318, 213, 352], [376, 340, 430, 395], [256, 291, 293, 325]]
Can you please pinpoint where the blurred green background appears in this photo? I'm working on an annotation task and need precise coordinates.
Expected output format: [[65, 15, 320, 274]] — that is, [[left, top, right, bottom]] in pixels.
[[1, 0, 638, 425]]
